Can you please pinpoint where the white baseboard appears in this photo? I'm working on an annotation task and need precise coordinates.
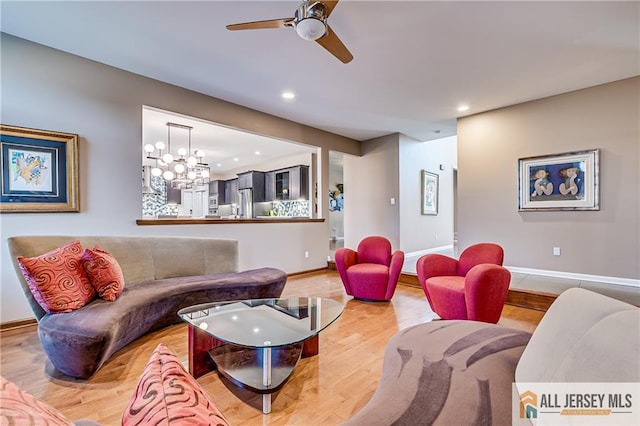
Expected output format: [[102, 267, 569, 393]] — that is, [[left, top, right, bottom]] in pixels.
[[405, 245, 454, 258], [506, 266, 640, 288], [404, 247, 639, 288]]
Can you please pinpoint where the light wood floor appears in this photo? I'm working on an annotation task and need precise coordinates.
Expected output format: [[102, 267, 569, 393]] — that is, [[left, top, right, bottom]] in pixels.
[[0, 270, 544, 425]]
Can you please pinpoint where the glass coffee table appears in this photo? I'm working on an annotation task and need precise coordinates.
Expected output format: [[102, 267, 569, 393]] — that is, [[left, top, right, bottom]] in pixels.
[[178, 297, 343, 414]]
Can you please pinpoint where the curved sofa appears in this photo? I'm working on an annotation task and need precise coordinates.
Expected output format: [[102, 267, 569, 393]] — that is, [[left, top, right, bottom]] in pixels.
[[8, 235, 287, 379], [345, 287, 640, 425]]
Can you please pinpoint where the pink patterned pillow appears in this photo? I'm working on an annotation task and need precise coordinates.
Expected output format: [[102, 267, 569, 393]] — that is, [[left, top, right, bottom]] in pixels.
[[17, 241, 95, 314], [0, 376, 73, 425], [81, 245, 125, 301], [122, 343, 229, 426]]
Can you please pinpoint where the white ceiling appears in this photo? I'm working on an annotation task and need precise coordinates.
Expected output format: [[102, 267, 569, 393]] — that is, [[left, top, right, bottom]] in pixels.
[[2, 0, 638, 144], [142, 106, 316, 175]]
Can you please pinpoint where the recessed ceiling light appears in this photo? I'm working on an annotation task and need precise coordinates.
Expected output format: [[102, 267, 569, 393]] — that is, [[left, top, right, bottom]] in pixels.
[[255, 151, 261, 155], [457, 105, 470, 112], [233, 157, 239, 162], [216, 163, 222, 167], [282, 91, 295, 100]]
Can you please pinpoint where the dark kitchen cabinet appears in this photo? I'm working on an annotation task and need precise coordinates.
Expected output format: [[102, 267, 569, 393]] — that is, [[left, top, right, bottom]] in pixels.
[[290, 165, 309, 200], [237, 173, 250, 189], [165, 182, 181, 205], [237, 171, 266, 202], [271, 165, 309, 200], [275, 169, 290, 200], [223, 178, 238, 205], [265, 171, 275, 201], [209, 180, 225, 196]]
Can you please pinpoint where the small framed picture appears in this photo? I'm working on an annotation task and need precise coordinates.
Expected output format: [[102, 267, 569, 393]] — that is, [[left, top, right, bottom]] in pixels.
[[518, 149, 599, 211], [1, 125, 79, 213], [421, 170, 439, 215]]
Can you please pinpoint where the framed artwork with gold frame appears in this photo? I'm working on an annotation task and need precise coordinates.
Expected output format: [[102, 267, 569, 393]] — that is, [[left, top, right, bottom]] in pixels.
[[1, 125, 79, 213]]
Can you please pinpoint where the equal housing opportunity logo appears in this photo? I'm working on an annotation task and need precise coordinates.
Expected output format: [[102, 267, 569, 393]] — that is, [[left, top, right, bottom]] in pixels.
[[513, 383, 640, 425]]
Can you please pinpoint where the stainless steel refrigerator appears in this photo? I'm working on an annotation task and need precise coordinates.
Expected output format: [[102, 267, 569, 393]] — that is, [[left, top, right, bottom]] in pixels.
[[238, 188, 253, 219]]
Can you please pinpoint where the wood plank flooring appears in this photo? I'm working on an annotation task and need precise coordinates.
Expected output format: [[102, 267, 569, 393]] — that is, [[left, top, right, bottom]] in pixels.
[[0, 270, 544, 425]]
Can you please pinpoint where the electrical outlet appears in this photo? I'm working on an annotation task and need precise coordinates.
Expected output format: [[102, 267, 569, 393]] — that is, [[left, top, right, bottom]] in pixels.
[[304, 251, 309, 258], [553, 247, 561, 256], [390, 197, 396, 205]]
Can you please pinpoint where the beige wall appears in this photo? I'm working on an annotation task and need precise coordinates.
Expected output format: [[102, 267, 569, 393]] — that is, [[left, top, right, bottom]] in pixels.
[[0, 34, 360, 323], [457, 77, 639, 280], [343, 134, 400, 250]]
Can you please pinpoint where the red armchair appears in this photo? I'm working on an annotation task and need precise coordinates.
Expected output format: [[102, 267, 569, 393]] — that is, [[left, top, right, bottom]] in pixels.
[[335, 236, 405, 301], [416, 243, 511, 323]]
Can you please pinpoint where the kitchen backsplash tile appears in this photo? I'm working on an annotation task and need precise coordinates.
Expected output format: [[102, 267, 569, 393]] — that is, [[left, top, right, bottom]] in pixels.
[[142, 176, 179, 217], [272, 200, 310, 217]]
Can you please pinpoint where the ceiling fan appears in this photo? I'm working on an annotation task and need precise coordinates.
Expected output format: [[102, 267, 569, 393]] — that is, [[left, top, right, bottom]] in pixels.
[[226, 0, 353, 64]]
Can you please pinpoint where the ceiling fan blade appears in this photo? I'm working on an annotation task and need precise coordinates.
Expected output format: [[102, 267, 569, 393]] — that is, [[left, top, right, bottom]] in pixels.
[[323, 0, 340, 17], [226, 18, 294, 31], [316, 25, 353, 63]]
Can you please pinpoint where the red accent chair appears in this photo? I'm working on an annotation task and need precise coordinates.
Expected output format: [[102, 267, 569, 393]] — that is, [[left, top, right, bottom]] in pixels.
[[335, 236, 405, 301], [416, 243, 511, 323]]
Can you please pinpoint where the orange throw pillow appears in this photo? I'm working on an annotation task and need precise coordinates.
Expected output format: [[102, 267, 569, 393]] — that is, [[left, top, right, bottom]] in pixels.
[[17, 241, 95, 314], [122, 343, 229, 426], [81, 245, 125, 301], [0, 376, 73, 425]]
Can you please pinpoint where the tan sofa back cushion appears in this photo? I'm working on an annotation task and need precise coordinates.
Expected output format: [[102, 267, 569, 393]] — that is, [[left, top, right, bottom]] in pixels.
[[9, 236, 238, 320], [515, 287, 640, 383]]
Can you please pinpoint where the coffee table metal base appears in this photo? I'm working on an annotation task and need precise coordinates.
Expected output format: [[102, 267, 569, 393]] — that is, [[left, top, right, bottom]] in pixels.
[[188, 325, 320, 414], [208, 344, 302, 414]]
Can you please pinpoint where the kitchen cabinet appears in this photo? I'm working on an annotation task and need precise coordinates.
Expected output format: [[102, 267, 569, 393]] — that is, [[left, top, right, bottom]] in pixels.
[[209, 180, 225, 196], [166, 182, 181, 205], [271, 165, 309, 200], [265, 171, 275, 201], [237, 171, 266, 202], [223, 178, 238, 205], [237, 173, 250, 189]]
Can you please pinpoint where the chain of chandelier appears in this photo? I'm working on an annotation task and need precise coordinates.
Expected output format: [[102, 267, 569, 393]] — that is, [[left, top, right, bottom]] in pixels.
[[144, 122, 210, 188]]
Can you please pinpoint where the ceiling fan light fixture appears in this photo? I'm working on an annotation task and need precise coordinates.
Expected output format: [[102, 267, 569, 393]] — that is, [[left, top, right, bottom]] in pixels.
[[295, 18, 326, 41], [226, 0, 352, 63]]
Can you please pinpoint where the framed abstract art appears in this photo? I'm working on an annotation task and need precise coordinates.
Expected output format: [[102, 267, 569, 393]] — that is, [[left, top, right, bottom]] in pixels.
[[1, 125, 79, 213], [421, 170, 439, 215]]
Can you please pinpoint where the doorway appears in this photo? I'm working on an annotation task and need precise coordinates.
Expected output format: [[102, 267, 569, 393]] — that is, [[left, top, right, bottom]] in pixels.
[[328, 151, 344, 260], [453, 167, 459, 256]]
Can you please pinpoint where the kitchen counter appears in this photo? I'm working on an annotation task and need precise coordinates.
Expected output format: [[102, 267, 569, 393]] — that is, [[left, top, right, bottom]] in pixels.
[[136, 217, 324, 225]]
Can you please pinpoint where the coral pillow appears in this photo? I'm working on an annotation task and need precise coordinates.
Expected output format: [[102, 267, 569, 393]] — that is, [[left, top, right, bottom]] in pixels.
[[17, 240, 95, 314], [81, 245, 125, 301], [122, 343, 229, 426], [0, 376, 73, 425]]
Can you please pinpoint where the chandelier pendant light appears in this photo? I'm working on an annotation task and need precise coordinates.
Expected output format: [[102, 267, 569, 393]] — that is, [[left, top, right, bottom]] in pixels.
[[144, 122, 210, 189]]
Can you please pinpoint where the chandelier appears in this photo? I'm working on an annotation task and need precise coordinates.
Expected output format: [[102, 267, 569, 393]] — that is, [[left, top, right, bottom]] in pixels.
[[144, 122, 210, 188]]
